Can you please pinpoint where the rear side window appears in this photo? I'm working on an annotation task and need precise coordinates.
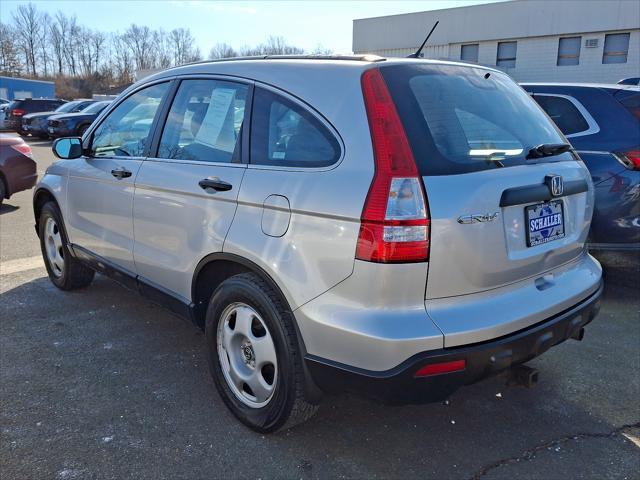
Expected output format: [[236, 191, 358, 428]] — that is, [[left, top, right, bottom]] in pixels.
[[533, 95, 590, 135], [158, 79, 247, 163], [250, 88, 340, 168], [381, 64, 565, 175], [617, 92, 640, 120]]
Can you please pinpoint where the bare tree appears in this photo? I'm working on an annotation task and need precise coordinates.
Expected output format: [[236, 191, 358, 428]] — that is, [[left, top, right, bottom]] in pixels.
[[0, 23, 22, 76], [209, 42, 237, 59], [311, 44, 333, 55], [111, 33, 133, 83], [169, 28, 191, 65], [123, 24, 155, 71], [38, 12, 52, 77], [154, 29, 172, 69], [91, 30, 106, 74], [12, 3, 42, 76], [50, 14, 65, 75], [263, 36, 304, 55]]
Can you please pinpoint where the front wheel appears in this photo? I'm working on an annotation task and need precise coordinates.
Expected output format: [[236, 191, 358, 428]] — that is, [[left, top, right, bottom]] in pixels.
[[38, 202, 95, 290], [205, 273, 318, 433]]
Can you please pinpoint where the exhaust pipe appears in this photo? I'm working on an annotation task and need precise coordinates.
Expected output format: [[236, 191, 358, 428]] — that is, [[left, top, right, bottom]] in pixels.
[[508, 365, 539, 388]]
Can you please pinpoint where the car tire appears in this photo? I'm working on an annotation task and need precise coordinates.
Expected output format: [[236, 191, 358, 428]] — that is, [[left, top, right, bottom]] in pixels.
[[38, 201, 95, 290], [205, 272, 318, 433], [0, 178, 5, 205]]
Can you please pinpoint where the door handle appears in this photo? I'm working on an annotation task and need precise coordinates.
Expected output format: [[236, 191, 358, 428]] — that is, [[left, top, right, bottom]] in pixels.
[[199, 178, 233, 192], [111, 168, 132, 179]]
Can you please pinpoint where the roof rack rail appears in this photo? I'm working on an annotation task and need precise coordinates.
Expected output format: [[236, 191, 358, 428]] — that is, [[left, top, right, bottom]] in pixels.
[[180, 54, 386, 68]]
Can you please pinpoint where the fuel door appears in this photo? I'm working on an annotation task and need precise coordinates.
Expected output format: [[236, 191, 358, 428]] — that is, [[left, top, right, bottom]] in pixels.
[[261, 194, 291, 237]]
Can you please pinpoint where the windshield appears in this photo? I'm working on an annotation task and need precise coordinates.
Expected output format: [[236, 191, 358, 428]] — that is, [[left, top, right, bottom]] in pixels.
[[82, 101, 110, 114], [381, 64, 568, 175], [55, 101, 80, 113]]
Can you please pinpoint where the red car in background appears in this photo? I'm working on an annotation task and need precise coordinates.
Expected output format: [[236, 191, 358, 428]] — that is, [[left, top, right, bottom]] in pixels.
[[0, 134, 37, 205]]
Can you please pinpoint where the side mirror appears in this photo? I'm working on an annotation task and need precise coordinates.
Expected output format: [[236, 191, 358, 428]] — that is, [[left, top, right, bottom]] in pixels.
[[52, 137, 83, 159]]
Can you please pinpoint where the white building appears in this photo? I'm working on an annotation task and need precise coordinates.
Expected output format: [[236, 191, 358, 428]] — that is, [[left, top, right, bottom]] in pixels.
[[352, 0, 639, 83]]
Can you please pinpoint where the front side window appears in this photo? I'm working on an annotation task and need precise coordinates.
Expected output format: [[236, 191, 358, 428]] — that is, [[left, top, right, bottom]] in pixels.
[[158, 79, 247, 163], [603, 33, 630, 64], [250, 88, 340, 168], [496, 41, 517, 68], [534, 95, 590, 136], [91, 82, 168, 157], [557, 37, 581, 66], [460, 44, 479, 63]]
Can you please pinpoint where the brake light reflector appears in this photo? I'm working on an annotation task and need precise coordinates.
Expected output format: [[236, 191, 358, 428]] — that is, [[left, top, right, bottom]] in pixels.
[[11, 143, 32, 158], [414, 360, 466, 377], [357, 68, 430, 263], [613, 148, 640, 170], [11, 108, 25, 117]]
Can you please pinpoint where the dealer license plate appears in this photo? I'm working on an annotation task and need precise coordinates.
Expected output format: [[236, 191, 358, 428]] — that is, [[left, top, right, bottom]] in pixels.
[[525, 200, 565, 247]]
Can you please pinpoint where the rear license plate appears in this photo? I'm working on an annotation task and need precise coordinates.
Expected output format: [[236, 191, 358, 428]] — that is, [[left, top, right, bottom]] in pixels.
[[525, 200, 565, 247], [48, 127, 54, 133]]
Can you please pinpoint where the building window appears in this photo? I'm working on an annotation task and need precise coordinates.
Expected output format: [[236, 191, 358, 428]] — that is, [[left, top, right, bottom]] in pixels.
[[496, 41, 517, 67], [602, 33, 630, 64], [460, 44, 479, 63], [557, 37, 581, 66]]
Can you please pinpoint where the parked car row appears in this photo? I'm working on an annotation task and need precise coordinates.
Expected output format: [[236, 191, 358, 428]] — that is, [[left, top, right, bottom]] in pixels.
[[0, 97, 112, 140]]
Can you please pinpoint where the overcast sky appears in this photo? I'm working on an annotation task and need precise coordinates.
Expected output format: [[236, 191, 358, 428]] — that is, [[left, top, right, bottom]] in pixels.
[[2, 0, 503, 54]]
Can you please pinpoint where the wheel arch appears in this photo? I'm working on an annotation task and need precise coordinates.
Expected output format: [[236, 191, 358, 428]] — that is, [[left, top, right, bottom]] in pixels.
[[33, 187, 60, 236], [191, 253, 293, 329]]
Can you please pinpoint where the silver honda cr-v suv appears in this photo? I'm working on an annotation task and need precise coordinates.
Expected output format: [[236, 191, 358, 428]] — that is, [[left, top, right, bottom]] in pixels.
[[34, 55, 603, 432]]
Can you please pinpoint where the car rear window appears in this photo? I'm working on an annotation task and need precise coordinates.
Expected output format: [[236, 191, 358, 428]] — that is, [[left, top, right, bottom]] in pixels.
[[381, 64, 568, 175]]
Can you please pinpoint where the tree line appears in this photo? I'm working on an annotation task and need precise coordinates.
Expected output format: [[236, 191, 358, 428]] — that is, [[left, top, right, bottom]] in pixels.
[[0, 3, 325, 97]]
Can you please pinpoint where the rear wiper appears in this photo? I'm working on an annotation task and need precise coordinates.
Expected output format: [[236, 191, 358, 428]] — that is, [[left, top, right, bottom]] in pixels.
[[526, 143, 572, 159]]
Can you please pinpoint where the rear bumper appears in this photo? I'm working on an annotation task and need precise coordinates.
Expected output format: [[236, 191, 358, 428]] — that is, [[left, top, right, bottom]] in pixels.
[[305, 280, 603, 405]]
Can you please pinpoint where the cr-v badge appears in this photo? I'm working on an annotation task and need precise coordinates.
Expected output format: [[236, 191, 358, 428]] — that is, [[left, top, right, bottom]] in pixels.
[[457, 212, 499, 224]]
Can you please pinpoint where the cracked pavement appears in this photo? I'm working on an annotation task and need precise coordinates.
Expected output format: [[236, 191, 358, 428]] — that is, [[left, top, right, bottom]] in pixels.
[[1, 138, 639, 479]]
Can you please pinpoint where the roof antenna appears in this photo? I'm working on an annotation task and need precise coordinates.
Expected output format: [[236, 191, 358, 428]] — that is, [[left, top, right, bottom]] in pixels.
[[407, 21, 439, 58]]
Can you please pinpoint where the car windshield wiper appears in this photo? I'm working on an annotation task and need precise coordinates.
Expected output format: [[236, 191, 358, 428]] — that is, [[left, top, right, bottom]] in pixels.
[[526, 143, 572, 159]]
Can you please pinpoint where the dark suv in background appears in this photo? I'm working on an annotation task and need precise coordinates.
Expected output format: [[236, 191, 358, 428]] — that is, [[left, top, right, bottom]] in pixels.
[[47, 101, 111, 138], [21, 99, 95, 138], [4, 98, 66, 132], [523, 83, 640, 251]]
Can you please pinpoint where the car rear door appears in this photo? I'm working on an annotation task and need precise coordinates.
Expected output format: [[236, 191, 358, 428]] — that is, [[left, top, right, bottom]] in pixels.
[[132, 77, 250, 303], [381, 64, 594, 300], [65, 81, 171, 274]]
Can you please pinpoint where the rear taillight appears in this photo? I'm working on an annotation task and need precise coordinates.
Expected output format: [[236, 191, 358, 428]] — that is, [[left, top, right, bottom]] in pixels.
[[11, 143, 32, 158], [11, 108, 25, 117], [356, 68, 430, 263], [613, 148, 640, 170]]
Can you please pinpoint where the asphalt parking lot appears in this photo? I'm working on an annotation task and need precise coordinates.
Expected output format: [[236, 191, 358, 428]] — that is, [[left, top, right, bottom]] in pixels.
[[1, 136, 639, 479]]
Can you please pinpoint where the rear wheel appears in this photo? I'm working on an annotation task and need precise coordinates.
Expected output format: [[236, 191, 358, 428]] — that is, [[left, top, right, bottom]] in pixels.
[[205, 273, 318, 432], [39, 202, 94, 290]]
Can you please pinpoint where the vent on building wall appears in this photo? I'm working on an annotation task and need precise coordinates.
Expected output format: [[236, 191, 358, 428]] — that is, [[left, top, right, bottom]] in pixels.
[[585, 38, 599, 48]]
